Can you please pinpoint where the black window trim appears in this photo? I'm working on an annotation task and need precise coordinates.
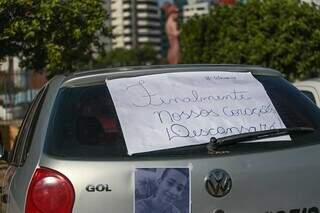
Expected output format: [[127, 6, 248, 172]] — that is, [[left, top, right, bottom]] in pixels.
[[10, 85, 48, 166]]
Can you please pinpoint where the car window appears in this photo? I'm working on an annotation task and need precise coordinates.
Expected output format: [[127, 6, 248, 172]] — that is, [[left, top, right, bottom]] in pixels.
[[300, 90, 317, 104], [44, 75, 320, 159], [11, 86, 47, 166]]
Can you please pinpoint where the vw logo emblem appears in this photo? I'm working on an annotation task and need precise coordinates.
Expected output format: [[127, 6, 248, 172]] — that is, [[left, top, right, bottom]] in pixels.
[[205, 169, 232, 197]]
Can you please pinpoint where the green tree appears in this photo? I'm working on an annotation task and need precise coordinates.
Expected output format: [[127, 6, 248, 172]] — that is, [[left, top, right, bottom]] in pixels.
[[95, 45, 159, 68], [181, 0, 320, 81], [0, 0, 111, 76]]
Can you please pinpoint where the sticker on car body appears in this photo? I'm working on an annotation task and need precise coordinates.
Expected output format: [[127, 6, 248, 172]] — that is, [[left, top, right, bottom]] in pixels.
[[134, 168, 191, 213], [265, 206, 319, 213]]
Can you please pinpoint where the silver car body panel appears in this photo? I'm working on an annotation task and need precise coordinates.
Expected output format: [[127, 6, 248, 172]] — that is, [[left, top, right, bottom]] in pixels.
[[36, 144, 320, 213]]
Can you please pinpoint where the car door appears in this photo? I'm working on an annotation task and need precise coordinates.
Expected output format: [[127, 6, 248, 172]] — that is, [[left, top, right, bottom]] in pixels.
[[0, 87, 47, 213]]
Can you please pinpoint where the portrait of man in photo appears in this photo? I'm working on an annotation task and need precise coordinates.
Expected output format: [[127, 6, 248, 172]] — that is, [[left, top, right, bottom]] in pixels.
[[135, 168, 190, 213]]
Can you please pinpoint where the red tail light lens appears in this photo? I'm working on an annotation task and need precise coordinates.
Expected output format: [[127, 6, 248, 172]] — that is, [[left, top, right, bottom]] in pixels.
[[26, 167, 75, 213]]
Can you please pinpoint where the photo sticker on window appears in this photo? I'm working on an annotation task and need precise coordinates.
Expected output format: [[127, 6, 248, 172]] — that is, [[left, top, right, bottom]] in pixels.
[[134, 168, 190, 213]]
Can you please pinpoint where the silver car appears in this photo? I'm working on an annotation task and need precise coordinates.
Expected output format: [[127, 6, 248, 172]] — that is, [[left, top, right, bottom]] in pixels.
[[1, 65, 320, 213], [294, 78, 320, 107]]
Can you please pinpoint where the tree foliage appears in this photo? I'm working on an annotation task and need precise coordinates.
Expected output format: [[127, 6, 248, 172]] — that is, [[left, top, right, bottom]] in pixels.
[[95, 45, 159, 68], [0, 0, 111, 76], [180, 0, 320, 81]]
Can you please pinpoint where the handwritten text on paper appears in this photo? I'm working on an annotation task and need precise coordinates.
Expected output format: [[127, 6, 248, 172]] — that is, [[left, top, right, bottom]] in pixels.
[[106, 72, 286, 155]]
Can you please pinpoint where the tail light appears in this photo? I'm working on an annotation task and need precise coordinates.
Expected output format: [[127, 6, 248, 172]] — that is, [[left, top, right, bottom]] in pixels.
[[26, 167, 75, 213]]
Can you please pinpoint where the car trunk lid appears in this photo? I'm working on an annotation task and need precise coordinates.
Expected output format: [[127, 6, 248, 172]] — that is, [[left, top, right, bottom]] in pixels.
[[39, 143, 320, 213]]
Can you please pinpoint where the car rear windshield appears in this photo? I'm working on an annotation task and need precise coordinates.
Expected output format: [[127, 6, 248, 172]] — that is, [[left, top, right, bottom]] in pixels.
[[44, 74, 320, 159]]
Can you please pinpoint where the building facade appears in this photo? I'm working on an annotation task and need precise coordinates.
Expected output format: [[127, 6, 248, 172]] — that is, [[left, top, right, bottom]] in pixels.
[[183, 1, 213, 23], [111, 0, 161, 51], [0, 57, 45, 120], [301, 0, 320, 5]]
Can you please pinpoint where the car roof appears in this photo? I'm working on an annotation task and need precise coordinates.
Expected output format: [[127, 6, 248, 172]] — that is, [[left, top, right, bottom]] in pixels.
[[60, 64, 282, 87]]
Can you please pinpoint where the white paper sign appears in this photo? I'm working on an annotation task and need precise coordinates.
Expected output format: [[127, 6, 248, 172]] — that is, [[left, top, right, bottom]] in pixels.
[[106, 72, 287, 155]]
